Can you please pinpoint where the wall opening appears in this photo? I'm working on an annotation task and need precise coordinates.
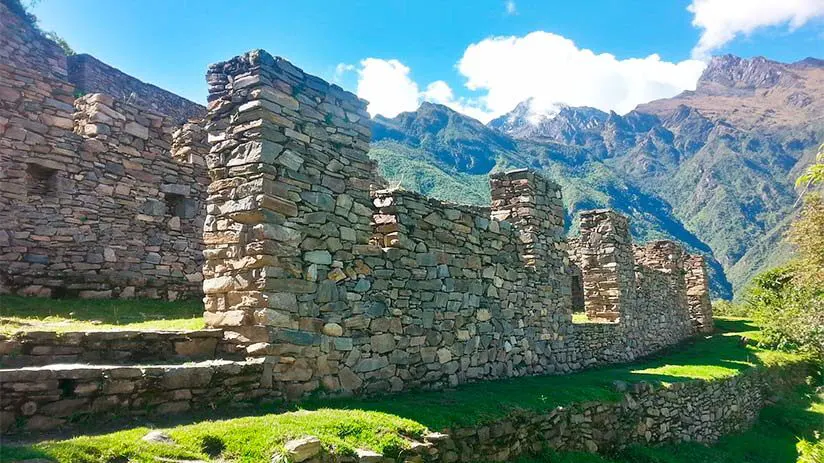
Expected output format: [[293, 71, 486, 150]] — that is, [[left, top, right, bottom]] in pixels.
[[26, 163, 58, 196], [164, 193, 186, 218], [571, 274, 585, 312]]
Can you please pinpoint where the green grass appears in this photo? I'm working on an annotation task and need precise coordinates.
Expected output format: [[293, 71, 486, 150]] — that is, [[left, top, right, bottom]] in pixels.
[[0, 295, 204, 335], [1, 318, 814, 463]]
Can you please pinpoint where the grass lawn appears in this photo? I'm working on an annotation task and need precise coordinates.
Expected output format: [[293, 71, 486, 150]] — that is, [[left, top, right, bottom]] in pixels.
[[1, 318, 817, 463], [0, 295, 205, 335]]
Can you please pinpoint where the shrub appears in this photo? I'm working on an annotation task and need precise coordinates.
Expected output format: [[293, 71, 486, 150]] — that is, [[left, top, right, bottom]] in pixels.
[[745, 266, 823, 355]]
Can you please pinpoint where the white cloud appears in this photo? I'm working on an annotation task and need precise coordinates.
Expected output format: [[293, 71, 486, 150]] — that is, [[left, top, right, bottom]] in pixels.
[[505, 0, 517, 15], [354, 58, 420, 118], [457, 31, 706, 120], [689, 0, 824, 58], [333, 63, 355, 83], [346, 60, 491, 120], [346, 31, 705, 123]]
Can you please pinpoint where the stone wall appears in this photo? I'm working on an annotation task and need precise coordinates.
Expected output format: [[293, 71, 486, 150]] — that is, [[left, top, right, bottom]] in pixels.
[[200, 51, 581, 398], [275, 361, 812, 462], [0, 329, 225, 367], [198, 49, 710, 401], [577, 210, 635, 321], [685, 255, 714, 333], [0, 358, 275, 433], [0, 0, 209, 299], [68, 53, 206, 124], [430, 361, 811, 462]]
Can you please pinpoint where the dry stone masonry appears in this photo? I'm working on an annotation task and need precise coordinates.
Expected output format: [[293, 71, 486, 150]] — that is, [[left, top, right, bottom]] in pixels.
[[0, 1, 208, 299], [275, 362, 811, 462], [199, 49, 715, 399], [68, 53, 206, 124], [0, 0, 730, 444]]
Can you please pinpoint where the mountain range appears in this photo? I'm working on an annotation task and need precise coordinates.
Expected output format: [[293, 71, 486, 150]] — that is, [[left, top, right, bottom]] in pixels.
[[367, 54, 824, 298]]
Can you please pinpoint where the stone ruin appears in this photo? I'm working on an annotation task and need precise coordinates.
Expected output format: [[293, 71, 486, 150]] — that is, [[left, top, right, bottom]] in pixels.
[[0, 0, 714, 432], [198, 49, 714, 395], [0, 1, 208, 299]]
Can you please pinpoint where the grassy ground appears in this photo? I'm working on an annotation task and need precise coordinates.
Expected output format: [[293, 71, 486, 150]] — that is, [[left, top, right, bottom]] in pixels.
[[0, 295, 205, 335], [1, 318, 816, 463]]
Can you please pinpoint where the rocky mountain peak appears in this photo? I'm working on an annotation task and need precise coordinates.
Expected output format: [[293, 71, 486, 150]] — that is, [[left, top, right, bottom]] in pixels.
[[791, 57, 824, 69], [697, 54, 798, 90], [488, 99, 607, 142]]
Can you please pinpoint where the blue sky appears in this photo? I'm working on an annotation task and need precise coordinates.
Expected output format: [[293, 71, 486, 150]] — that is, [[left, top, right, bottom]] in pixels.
[[32, 0, 824, 121]]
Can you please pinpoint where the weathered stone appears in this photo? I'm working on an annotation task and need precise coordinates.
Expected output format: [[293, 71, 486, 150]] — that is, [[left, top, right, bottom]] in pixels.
[[370, 333, 395, 354], [284, 436, 321, 462], [323, 323, 343, 337], [142, 430, 175, 444]]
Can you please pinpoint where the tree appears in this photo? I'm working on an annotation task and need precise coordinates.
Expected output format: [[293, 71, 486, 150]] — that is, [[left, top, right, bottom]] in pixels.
[[795, 143, 824, 192], [746, 142, 824, 355]]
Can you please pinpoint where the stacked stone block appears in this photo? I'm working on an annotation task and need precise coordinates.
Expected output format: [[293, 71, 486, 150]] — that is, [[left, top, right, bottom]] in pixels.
[[67, 53, 206, 124], [566, 237, 585, 312], [201, 49, 377, 341], [577, 210, 636, 321], [684, 255, 714, 333], [0, 358, 274, 433]]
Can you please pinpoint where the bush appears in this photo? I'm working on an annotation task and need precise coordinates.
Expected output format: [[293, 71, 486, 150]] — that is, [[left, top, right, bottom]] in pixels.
[[745, 266, 823, 355], [787, 193, 824, 287]]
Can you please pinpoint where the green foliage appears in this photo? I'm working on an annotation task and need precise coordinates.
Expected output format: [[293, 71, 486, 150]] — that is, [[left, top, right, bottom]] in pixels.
[[795, 143, 824, 189], [741, 186, 824, 356], [518, 380, 824, 463], [2, 0, 38, 24], [4, 0, 76, 55], [369, 142, 491, 205], [44, 30, 75, 56], [711, 299, 749, 317], [745, 266, 824, 355], [787, 193, 824, 287]]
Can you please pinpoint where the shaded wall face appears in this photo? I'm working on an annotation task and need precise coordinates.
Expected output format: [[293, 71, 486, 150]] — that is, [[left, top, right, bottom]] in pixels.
[[0, 2, 209, 299], [577, 210, 636, 321]]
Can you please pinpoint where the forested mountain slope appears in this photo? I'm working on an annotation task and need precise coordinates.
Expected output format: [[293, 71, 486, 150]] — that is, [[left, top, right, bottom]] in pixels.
[[368, 55, 824, 298]]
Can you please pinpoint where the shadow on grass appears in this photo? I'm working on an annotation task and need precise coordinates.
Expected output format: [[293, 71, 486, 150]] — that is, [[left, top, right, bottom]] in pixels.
[[0, 295, 202, 326]]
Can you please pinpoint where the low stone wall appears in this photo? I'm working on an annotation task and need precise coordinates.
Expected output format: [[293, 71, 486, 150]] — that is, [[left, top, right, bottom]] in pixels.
[[276, 361, 812, 462], [68, 53, 206, 124], [0, 358, 276, 434], [0, 329, 225, 367]]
